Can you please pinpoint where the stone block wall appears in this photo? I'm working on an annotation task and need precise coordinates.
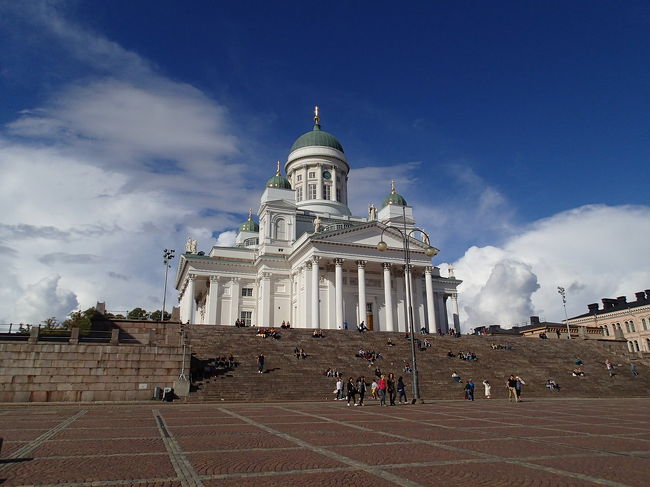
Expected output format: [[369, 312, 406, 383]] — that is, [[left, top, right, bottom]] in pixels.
[[0, 330, 187, 403]]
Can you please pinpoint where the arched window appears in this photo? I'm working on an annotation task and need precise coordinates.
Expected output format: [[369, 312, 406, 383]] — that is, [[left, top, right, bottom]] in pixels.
[[602, 326, 609, 337], [643, 318, 648, 331], [646, 338, 650, 351], [634, 340, 640, 352], [617, 323, 622, 331], [630, 320, 636, 332], [628, 341, 634, 352], [625, 322, 630, 333], [275, 219, 286, 240]]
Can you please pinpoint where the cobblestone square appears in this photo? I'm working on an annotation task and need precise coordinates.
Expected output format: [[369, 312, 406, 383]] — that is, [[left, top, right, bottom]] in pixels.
[[1, 398, 649, 486]]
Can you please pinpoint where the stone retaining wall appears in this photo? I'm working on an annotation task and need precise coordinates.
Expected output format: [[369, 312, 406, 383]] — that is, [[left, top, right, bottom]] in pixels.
[[0, 322, 188, 402]]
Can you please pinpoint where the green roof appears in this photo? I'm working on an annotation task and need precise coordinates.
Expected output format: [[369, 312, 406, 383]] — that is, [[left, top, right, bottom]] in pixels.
[[290, 123, 344, 153], [382, 181, 407, 207], [266, 175, 292, 189], [239, 214, 259, 232], [383, 193, 407, 207]]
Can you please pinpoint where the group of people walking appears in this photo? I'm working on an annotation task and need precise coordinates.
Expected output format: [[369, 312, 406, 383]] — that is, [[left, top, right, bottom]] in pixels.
[[335, 374, 408, 406]]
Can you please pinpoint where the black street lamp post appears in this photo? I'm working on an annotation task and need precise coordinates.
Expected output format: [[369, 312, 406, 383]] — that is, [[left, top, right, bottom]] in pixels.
[[377, 218, 438, 403]]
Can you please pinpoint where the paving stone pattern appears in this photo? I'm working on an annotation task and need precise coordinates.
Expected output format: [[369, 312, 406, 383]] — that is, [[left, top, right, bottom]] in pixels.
[[2, 398, 650, 486]]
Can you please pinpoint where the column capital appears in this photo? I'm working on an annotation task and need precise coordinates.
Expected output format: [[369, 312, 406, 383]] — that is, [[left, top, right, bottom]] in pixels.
[[424, 266, 433, 275], [312, 255, 320, 264], [305, 261, 313, 270], [188, 273, 198, 281], [356, 260, 367, 269], [209, 275, 220, 282], [334, 258, 345, 266], [382, 262, 392, 270]]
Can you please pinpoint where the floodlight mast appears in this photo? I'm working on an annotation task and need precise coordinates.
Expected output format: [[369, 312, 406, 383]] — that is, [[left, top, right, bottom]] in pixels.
[[161, 249, 175, 322]]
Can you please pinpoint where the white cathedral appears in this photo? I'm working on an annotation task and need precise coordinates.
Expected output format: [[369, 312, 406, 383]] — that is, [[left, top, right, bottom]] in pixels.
[[175, 108, 461, 332]]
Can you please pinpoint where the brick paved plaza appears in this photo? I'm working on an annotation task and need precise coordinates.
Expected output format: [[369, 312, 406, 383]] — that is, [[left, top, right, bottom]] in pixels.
[[1, 398, 649, 486]]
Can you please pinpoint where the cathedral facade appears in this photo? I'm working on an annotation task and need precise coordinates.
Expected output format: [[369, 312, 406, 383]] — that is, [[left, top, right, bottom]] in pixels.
[[174, 109, 461, 332]]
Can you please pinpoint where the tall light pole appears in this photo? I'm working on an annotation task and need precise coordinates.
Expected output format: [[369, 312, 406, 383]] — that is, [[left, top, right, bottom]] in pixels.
[[162, 249, 175, 322], [557, 286, 570, 339], [377, 219, 438, 403]]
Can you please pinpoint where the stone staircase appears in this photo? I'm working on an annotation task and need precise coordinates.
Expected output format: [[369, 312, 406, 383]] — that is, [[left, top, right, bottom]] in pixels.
[[187, 325, 650, 402]]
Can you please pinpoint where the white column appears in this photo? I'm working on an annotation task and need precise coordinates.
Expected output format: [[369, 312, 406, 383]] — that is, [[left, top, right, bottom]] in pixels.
[[404, 265, 413, 334], [187, 274, 196, 324], [229, 278, 240, 325], [357, 260, 366, 325], [382, 263, 394, 332], [304, 263, 312, 328], [331, 167, 337, 201], [443, 295, 450, 331], [451, 293, 460, 333], [424, 267, 436, 332], [260, 273, 271, 326], [435, 293, 447, 333], [317, 165, 323, 199], [335, 258, 344, 329], [311, 256, 320, 329], [206, 276, 219, 324]]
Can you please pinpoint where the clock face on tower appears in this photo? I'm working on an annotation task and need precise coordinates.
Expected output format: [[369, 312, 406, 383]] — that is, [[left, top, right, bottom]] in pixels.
[[322, 171, 331, 180]]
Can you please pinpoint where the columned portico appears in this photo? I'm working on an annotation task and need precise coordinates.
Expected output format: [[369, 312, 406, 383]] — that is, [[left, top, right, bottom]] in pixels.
[[335, 258, 344, 329], [311, 256, 320, 329], [357, 260, 366, 325], [383, 263, 394, 331], [424, 267, 435, 332], [206, 276, 219, 324]]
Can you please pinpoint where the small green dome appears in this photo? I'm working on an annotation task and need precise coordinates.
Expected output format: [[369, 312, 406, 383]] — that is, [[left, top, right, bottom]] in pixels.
[[382, 181, 407, 207], [266, 175, 292, 189], [239, 211, 259, 232], [266, 160, 291, 189]]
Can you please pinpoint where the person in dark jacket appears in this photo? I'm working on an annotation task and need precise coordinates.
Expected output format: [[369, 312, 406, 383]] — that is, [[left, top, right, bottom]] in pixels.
[[346, 377, 357, 406], [397, 376, 407, 404], [387, 373, 396, 406], [356, 376, 367, 406]]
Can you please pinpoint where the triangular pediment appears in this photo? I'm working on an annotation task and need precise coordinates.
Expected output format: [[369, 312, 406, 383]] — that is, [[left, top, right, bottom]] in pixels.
[[310, 222, 434, 251]]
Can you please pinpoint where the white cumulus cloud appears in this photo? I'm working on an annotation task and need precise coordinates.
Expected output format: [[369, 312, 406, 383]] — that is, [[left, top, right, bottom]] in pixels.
[[451, 204, 650, 330]]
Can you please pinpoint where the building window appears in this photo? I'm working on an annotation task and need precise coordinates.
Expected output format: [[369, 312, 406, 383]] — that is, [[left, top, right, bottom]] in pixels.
[[275, 218, 286, 240], [625, 322, 630, 333], [241, 288, 253, 297], [323, 185, 331, 200], [628, 341, 634, 352], [602, 326, 609, 337], [296, 186, 303, 202], [240, 311, 252, 327], [296, 174, 302, 182], [243, 237, 258, 246], [634, 340, 640, 352], [643, 318, 648, 331], [308, 184, 317, 200], [308, 171, 316, 179], [630, 320, 636, 332], [336, 188, 341, 202]]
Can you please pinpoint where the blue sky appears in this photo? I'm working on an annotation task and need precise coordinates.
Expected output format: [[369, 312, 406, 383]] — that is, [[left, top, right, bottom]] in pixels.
[[1, 1, 648, 327]]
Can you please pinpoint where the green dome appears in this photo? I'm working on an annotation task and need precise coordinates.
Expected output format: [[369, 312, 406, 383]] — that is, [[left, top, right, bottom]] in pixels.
[[266, 175, 292, 189], [290, 123, 344, 153], [382, 181, 407, 207], [239, 211, 259, 232], [266, 161, 291, 189]]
